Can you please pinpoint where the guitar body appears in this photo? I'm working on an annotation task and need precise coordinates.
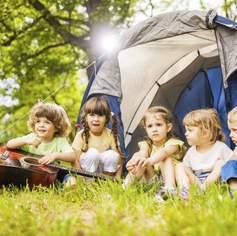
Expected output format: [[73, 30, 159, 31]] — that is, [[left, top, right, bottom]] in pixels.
[[0, 145, 108, 189], [0, 146, 58, 188]]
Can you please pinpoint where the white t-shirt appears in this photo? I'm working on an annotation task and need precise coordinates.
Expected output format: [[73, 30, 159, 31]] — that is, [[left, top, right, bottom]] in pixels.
[[183, 141, 234, 172]]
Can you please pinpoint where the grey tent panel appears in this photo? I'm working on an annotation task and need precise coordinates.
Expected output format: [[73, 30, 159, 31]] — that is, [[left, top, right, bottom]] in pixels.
[[88, 10, 237, 147], [89, 10, 215, 97]]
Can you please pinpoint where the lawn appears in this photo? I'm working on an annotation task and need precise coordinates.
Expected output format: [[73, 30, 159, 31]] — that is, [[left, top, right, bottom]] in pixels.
[[0, 179, 237, 236]]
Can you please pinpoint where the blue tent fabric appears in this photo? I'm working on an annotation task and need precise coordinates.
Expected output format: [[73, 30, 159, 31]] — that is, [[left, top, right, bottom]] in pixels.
[[207, 67, 230, 145], [174, 67, 232, 145], [214, 15, 237, 30], [106, 95, 126, 157], [174, 70, 214, 140]]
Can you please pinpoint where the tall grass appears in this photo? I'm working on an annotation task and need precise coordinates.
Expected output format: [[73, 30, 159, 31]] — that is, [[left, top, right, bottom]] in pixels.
[[0, 179, 236, 236]]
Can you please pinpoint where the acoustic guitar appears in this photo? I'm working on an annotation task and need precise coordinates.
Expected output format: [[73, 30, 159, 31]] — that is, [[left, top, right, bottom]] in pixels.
[[0, 145, 108, 189]]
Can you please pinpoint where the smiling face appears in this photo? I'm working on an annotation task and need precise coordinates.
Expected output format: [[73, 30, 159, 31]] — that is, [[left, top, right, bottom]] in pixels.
[[86, 113, 107, 136], [34, 117, 56, 142], [144, 113, 172, 145]]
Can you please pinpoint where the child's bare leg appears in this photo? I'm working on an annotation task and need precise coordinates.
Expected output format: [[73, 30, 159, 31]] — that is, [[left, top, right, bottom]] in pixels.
[[126, 152, 142, 172], [228, 179, 237, 190], [155, 158, 176, 201], [227, 179, 237, 198], [159, 157, 176, 189], [123, 164, 146, 188], [127, 152, 146, 178], [123, 172, 137, 188], [175, 163, 190, 200], [123, 152, 146, 187], [144, 166, 155, 182], [175, 163, 190, 189]]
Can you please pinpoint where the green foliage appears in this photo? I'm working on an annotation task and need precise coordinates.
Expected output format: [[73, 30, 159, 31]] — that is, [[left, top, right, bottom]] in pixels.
[[0, 0, 137, 143], [0, 181, 237, 235], [0, 0, 235, 144]]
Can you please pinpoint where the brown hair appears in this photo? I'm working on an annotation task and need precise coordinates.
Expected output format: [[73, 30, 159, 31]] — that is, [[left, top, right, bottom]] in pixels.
[[80, 96, 122, 156], [28, 102, 71, 137], [183, 108, 225, 142], [141, 106, 174, 155]]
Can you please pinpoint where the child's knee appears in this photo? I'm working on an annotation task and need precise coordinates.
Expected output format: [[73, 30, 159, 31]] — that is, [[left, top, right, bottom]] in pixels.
[[102, 150, 119, 173], [103, 150, 119, 163], [87, 148, 100, 157], [80, 148, 100, 172], [84, 148, 100, 162]]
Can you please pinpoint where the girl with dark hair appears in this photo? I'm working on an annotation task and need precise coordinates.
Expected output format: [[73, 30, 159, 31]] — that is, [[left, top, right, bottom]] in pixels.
[[71, 96, 123, 178]]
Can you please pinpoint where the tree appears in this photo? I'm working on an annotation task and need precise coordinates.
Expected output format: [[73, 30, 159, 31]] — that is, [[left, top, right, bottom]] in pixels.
[[0, 0, 137, 142]]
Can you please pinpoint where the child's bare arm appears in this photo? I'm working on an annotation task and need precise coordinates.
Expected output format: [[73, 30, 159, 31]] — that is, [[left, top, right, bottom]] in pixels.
[[126, 151, 147, 171], [141, 145, 179, 167], [184, 166, 201, 187], [202, 159, 224, 189], [38, 151, 78, 165], [7, 136, 41, 149]]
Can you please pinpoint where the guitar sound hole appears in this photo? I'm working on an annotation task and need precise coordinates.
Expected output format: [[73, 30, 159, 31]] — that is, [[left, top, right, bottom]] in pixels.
[[21, 157, 42, 168]]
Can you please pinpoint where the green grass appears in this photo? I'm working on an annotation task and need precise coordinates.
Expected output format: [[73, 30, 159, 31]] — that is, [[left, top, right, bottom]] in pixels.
[[0, 179, 236, 236]]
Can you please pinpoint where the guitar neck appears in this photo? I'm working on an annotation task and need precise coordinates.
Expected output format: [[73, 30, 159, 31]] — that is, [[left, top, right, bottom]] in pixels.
[[48, 163, 109, 180]]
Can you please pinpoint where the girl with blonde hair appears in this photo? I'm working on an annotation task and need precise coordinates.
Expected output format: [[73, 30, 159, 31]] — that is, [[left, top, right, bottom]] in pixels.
[[176, 108, 235, 199], [124, 106, 185, 201]]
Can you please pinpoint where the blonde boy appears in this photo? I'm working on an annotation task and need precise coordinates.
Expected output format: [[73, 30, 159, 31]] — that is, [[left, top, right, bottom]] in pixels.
[[221, 107, 237, 196]]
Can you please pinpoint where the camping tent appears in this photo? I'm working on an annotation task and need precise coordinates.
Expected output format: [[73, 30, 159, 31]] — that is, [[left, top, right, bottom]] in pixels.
[[78, 10, 237, 160]]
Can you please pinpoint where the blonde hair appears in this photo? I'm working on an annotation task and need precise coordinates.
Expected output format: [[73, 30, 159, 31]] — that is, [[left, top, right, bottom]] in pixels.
[[228, 107, 237, 125], [142, 106, 174, 155], [183, 108, 225, 142], [142, 106, 173, 134], [28, 102, 71, 137]]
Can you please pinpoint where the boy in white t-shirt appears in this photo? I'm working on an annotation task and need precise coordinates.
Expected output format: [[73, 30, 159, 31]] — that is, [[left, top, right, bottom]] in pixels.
[[176, 109, 234, 200]]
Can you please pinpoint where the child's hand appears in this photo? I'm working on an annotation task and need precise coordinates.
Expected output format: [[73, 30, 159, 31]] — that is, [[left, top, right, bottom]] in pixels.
[[38, 153, 58, 165], [126, 157, 140, 171]]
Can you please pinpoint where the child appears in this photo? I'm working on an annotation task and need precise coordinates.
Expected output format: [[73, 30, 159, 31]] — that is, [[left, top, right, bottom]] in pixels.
[[124, 106, 185, 200], [70, 95, 123, 178], [7, 102, 74, 165], [177, 109, 235, 199], [221, 107, 237, 197]]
